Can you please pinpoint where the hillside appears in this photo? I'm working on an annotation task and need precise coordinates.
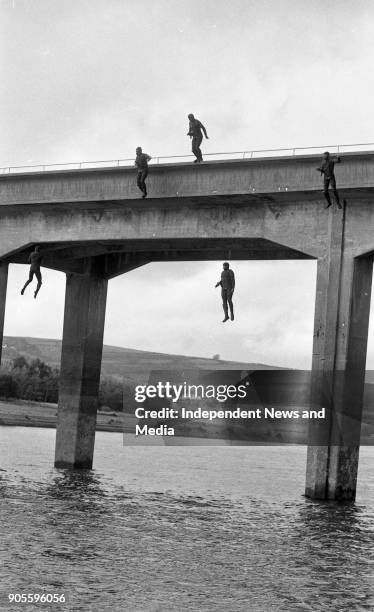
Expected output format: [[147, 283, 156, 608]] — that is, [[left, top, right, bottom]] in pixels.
[[1, 336, 283, 385], [1, 336, 373, 440]]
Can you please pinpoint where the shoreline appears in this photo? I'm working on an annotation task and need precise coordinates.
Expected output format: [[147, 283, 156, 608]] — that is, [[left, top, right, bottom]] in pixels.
[[0, 399, 135, 433]]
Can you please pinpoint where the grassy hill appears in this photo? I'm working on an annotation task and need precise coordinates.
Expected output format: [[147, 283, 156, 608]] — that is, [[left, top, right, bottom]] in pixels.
[[2, 336, 283, 385], [1, 336, 374, 440]]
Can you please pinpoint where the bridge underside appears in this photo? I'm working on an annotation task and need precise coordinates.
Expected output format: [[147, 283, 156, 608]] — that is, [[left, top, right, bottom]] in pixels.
[[6, 237, 313, 278]]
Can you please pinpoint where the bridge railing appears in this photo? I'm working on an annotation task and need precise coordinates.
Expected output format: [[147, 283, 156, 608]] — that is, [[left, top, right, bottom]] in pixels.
[[1, 142, 374, 175]]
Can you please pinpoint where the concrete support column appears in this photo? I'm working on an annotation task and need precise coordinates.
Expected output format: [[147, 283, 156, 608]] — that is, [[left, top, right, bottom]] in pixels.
[[306, 207, 373, 501], [55, 272, 108, 469], [0, 262, 8, 366]]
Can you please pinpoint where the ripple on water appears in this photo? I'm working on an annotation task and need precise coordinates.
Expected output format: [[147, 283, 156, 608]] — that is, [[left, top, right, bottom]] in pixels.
[[0, 428, 374, 611]]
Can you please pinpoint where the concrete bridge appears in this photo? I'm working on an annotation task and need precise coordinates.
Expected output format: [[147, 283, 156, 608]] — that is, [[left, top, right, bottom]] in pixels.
[[1, 150, 374, 502]]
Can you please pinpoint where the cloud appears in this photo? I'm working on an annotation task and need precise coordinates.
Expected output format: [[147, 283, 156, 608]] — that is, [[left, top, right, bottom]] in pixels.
[[2, 0, 374, 165]]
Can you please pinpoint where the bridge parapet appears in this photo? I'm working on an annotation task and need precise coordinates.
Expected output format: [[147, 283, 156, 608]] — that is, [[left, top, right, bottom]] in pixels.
[[1, 152, 374, 207]]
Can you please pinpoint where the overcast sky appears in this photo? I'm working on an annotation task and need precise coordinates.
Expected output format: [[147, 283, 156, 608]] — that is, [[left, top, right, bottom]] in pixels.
[[2, 0, 374, 368]]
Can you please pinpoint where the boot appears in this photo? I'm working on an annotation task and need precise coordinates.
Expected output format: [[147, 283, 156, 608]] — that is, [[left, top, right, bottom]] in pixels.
[[324, 193, 332, 209], [222, 305, 229, 323]]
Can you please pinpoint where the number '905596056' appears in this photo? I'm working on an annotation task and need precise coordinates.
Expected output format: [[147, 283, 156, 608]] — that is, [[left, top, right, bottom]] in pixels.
[[8, 593, 66, 604]]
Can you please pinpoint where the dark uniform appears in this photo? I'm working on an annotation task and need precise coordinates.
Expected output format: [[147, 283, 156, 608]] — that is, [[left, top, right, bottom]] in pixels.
[[217, 268, 235, 321], [317, 155, 342, 208], [135, 152, 151, 197], [188, 117, 208, 162], [21, 249, 43, 298]]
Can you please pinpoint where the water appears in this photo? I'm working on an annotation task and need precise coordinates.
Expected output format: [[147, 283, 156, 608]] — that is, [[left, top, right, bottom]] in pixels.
[[1, 428, 374, 612]]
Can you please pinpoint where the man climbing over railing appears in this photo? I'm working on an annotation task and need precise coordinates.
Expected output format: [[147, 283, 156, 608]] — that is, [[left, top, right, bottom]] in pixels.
[[135, 147, 152, 198], [187, 113, 208, 163], [21, 245, 43, 299], [317, 151, 343, 209], [215, 262, 235, 322]]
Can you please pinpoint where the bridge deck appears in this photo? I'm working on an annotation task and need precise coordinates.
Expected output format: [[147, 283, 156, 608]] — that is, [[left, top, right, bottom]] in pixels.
[[1, 152, 374, 208], [0, 150, 373, 273]]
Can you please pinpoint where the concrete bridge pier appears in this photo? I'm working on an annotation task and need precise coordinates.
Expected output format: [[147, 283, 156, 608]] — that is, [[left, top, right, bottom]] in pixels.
[[54, 270, 108, 469], [306, 208, 373, 501], [0, 262, 8, 365]]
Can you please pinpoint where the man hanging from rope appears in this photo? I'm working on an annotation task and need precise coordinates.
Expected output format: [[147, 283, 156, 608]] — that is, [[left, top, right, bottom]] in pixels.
[[135, 146, 152, 198], [215, 262, 235, 322], [317, 151, 343, 209], [21, 245, 43, 299]]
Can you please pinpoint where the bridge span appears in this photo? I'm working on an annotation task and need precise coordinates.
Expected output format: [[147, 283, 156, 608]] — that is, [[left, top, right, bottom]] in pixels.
[[1, 150, 374, 501]]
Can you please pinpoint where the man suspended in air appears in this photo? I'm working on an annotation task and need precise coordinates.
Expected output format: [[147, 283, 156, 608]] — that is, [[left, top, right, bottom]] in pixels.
[[187, 114, 208, 163], [135, 147, 152, 198], [215, 262, 235, 322], [317, 151, 343, 209], [21, 245, 43, 299]]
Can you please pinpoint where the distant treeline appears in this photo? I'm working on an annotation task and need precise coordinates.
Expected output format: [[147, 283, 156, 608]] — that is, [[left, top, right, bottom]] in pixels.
[[0, 356, 132, 411]]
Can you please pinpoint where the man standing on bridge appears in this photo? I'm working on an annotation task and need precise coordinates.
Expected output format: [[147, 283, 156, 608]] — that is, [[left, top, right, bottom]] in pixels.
[[317, 151, 343, 209], [21, 245, 43, 299], [187, 113, 208, 163], [215, 262, 235, 322], [135, 147, 152, 198]]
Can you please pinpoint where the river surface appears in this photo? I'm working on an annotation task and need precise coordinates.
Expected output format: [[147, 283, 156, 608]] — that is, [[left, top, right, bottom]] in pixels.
[[0, 427, 374, 612]]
